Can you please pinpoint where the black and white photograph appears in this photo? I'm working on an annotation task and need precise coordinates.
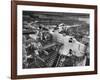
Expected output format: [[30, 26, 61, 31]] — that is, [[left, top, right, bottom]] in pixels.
[[22, 11, 90, 69], [11, 1, 97, 79]]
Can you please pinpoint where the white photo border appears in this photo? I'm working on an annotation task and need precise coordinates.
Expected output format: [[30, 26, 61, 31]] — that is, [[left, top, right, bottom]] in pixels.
[[17, 5, 95, 75]]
